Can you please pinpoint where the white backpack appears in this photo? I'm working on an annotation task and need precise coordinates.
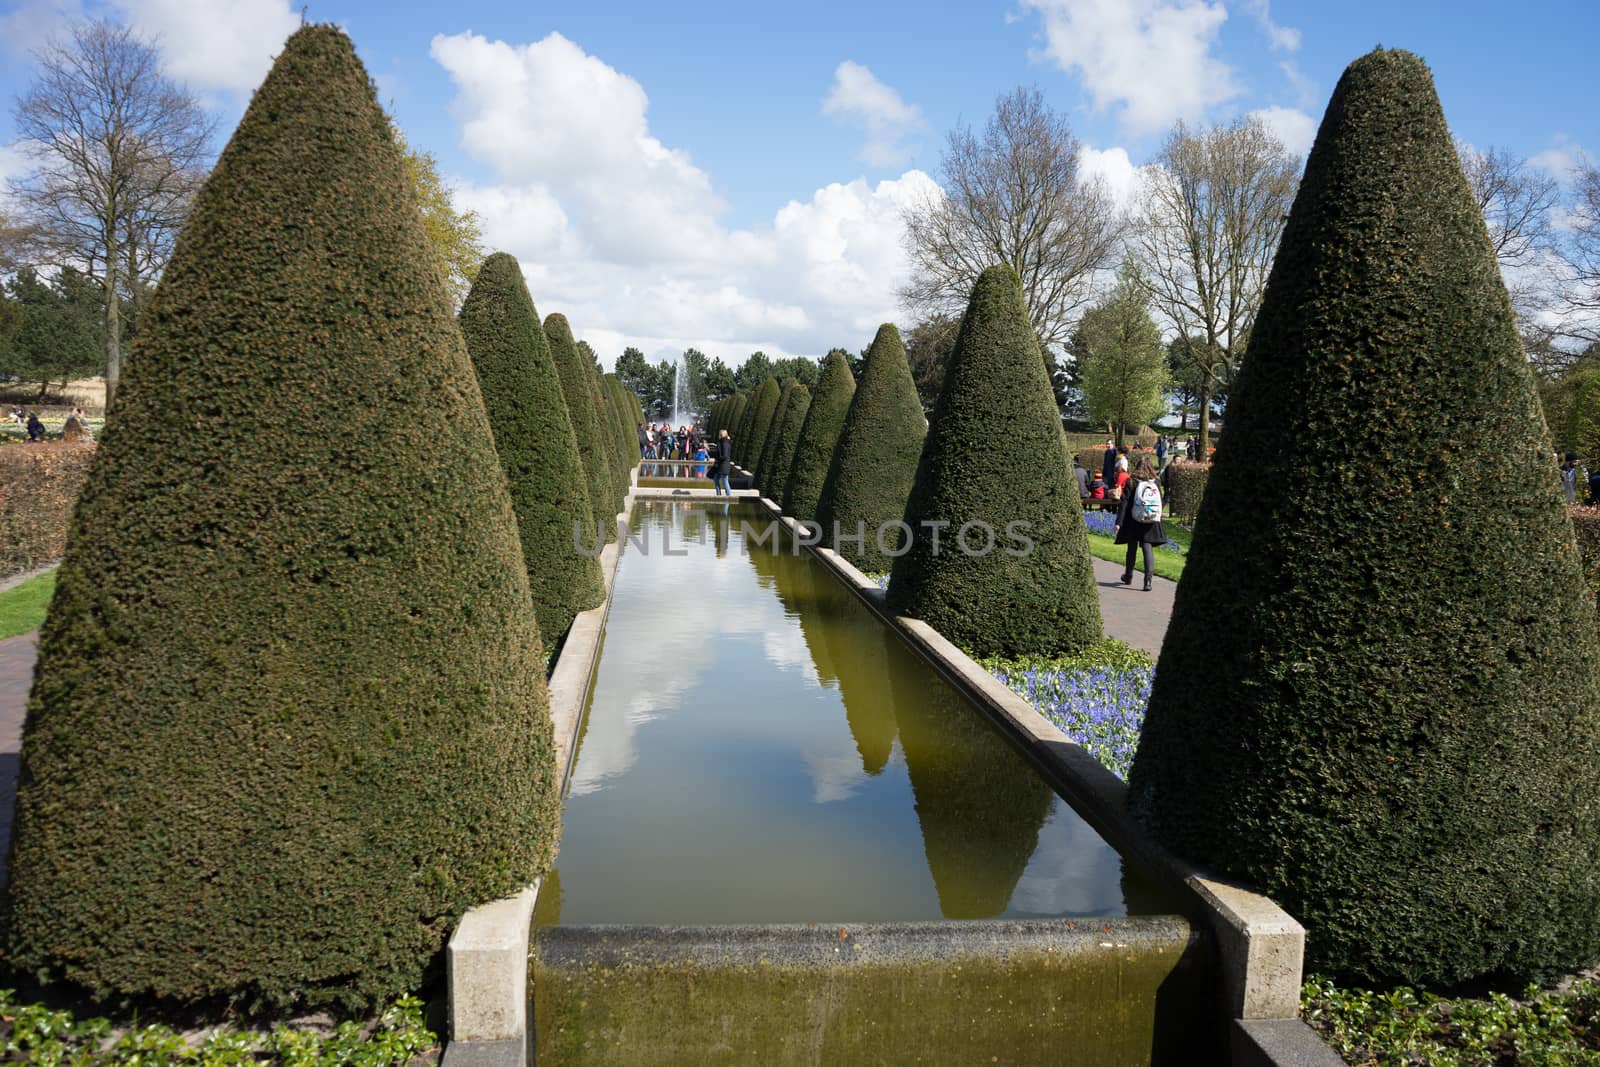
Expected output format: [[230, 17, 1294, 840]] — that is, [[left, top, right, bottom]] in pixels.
[[1131, 479, 1162, 524]]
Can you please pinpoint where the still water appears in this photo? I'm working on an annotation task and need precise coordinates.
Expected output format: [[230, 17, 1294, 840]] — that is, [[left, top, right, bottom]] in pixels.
[[535, 501, 1167, 926]]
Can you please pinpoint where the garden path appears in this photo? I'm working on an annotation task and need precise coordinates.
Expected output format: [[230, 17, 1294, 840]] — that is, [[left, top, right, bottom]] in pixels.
[[0, 569, 1177, 889]]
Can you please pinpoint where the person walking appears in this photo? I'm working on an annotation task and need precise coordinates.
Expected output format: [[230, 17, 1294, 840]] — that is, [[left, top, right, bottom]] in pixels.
[[713, 428, 733, 496], [1101, 438, 1118, 485], [1114, 457, 1168, 591], [1155, 435, 1167, 468], [1562, 452, 1583, 505]]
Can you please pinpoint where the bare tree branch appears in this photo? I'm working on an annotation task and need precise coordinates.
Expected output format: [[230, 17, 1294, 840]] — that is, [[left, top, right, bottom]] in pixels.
[[1133, 116, 1299, 452], [9, 19, 214, 406], [898, 86, 1125, 370]]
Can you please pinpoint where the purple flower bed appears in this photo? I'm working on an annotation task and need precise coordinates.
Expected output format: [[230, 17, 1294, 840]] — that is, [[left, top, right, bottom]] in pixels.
[[989, 663, 1152, 779], [1083, 510, 1183, 553]]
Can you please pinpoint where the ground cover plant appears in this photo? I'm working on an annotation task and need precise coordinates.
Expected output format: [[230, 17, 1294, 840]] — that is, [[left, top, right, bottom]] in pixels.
[[0, 989, 437, 1065], [1302, 973, 1600, 1066]]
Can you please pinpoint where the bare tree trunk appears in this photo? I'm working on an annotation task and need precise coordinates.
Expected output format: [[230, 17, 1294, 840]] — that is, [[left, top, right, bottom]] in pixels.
[[1198, 379, 1212, 456], [104, 239, 121, 409]]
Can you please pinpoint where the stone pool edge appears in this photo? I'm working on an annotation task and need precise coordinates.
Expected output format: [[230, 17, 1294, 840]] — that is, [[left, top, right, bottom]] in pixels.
[[750, 495, 1342, 1067], [442, 473, 641, 1065]]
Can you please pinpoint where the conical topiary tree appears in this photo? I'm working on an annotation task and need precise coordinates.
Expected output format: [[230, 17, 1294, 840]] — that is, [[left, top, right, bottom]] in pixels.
[[817, 324, 925, 573], [546, 312, 616, 544], [784, 349, 857, 522], [887, 266, 1102, 657], [3, 24, 560, 1010], [1127, 47, 1600, 986], [604, 374, 638, 484], [589, 365, 627, 507], [460, 254, 604, 644], [724, 393, 750, 462], [754, 378, 797, 490], [741, 377, 783, 475], [761, 383, 810, 504]]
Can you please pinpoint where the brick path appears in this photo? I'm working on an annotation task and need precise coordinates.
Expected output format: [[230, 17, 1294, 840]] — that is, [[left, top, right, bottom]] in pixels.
[[0, 568, 1177, 886]]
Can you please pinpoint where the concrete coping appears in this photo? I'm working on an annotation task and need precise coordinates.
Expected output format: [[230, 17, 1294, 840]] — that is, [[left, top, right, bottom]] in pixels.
[[750, 496, 1306, 1023], [445, 476, 639, 1057]]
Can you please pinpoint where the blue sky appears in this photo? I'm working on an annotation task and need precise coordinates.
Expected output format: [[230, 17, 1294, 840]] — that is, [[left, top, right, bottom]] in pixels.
[[1, 0, 1595, 366]]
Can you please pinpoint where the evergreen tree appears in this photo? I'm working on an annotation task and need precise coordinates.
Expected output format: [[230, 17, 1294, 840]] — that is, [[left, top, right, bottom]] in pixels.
[[760, 383, 811, 504], [740, 377, 782, 473], [546, 312, 616, 544], [783, 349, 857, 522], [888, 266, 1103, 656], [754, 377, 798, 491], [604, 374, 639, 481], [460, 254, 603, 643], [589, 365, 627, 507], [3, 25, 560, 1009], [817, 324, 926, 573], [1127, 48, 1600, 985], [1075, 266, 1171, 444], [731, 391, 758, 466]]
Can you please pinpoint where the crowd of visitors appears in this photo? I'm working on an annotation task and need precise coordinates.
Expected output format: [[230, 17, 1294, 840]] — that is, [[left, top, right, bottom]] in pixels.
[[641, 420, 711, 477]]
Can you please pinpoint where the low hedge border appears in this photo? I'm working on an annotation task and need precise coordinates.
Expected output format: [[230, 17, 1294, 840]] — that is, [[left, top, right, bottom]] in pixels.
[[0, 442, 96, 581]]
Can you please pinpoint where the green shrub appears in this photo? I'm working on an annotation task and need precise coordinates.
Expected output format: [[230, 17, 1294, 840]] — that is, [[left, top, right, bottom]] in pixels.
[[603, 374, 638, 479], [731, 391, 758, 466], [545, 313, 616, 544], [1164, 461, 1210, 518], [1571, 507, 1600, 615], [740, 377, 782, 473], [888, 266, 1102, 657], [723, 393, 749, 458], [0, 442, 96, 580], [817, 325, 925, 573], [756, 380, 809, 498], [460, 254, 604, 643], [1127, 47, 1600, 985], [783, 350, 856, 522], [589, 368, 627, 507], [4, 24, 560, 1010]]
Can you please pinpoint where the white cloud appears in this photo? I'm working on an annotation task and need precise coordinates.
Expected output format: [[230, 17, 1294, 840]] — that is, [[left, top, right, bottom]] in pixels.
[[1020, 0, 1239, 135], [432, 29, 941, 365], [1239, 0, 1300, 52], [113, 0, 298, 93], [1530, 138, 1589, 182], [1080, 145, 1144, 215], [1250, 105, 1317, 158], [822, 61, 924, 168], [0, 0, 81, 58]]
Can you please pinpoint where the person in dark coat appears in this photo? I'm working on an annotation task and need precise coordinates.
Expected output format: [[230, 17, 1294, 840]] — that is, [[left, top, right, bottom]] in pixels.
[[713, 428, 733, 496], [1114, 457, 1167, 591], [1101, 438, 1118, 485], [25, 411, 46, 443]]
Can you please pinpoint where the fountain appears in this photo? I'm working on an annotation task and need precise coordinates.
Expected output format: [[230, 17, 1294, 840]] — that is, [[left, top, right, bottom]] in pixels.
[[669, 355, 696, 427]]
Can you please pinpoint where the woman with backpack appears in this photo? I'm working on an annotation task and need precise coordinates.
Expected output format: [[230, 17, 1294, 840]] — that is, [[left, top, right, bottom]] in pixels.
[[1113, 457, 1167, 591]]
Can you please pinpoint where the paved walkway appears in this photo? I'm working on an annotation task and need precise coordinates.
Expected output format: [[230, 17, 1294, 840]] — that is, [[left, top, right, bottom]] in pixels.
[[0, 565, 1177, 885]]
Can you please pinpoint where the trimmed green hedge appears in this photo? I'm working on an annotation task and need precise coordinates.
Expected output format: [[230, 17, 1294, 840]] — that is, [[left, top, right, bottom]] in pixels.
[[603, 374, 638, 479], [1127, 48, 1600, 986], [783, 350, 856, 522], [1164, 462, 1210, 519], [889, 266, 1103, 657], [460, 254, 603, 644], [759, 382, 810, 503], [4, 25, 560, 1010], [817, 324, 926, 573], [740, 378, 782, 473], [589, 368, 627, 508], [724, 393, 750, 463], [545, 313, 616, 544]]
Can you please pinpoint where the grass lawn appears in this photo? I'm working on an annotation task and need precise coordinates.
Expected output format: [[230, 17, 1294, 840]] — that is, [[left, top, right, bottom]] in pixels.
[[1083, 520, 1192, 583], [0, 569, 56, 639]]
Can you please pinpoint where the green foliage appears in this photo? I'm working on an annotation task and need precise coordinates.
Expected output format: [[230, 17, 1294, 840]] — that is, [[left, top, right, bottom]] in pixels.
[[702, 355, 738, 403], [546, 312, 616, 543], [0, 268, 103, 395], [888, 267, 1103, 657], [771, 355, 821, 388], [1127, 48, 1600, 985], [1302, 974, 1600, 1067], [753, 377, 798, 491], [604, 374, 639, 473], [460, 254, 604, 643], [723, 393, 749, 457], [613, 345, 652, 402], [588, 366, 627, 506], [3, 25, 560, 1010], [1163, 461, 1210, 519], [782, 349, 857, 522], [758, 382, 810, 501], [0, 989, 437, 1065], [1075, 267, 1170, 441], [817, 324, 926, 572], [0, 568, 55, 640], [734, 350, 774, 391], [738, 377, 782, 471], [391, 123, 484, 307], [904, 317, 958, 411]]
